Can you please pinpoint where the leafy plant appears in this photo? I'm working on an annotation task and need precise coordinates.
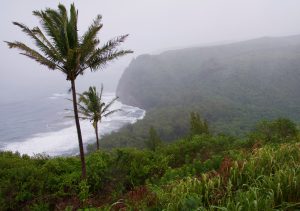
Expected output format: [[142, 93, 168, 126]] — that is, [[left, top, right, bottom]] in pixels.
[[249, 118, 298, 144]]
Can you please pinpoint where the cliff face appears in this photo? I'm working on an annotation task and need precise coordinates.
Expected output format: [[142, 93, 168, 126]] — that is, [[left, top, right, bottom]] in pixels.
[[117, 35, 300, 113]]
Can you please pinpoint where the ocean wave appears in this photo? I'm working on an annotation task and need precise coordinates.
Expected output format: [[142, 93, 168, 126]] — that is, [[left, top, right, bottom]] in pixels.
[[3, 99, 145, 156], [48, 93, 69, 100]]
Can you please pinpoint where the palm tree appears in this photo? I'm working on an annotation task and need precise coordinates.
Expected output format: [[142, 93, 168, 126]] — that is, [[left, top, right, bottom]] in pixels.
[[74, 85, 120, 150], [5, 3, 132, 178]]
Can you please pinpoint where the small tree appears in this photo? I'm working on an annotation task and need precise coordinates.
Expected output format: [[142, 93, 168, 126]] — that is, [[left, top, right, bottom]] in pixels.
[[147, 126, 162, 151], [189, 112, 209, 136], [250, 118, 298, 143], [75, 85, 120, 150]]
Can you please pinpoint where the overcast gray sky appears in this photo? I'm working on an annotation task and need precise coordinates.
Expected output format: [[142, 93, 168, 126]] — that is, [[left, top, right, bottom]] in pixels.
[[1, 0, 300, 102]]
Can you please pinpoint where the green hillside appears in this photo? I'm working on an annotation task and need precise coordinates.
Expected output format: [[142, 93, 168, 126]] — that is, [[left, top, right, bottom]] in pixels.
[[96, 36, 300, 148], [117, 35, 300, 111]]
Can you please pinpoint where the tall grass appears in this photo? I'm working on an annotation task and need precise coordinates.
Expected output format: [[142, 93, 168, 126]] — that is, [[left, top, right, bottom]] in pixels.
[[149, 143, 300, 210]]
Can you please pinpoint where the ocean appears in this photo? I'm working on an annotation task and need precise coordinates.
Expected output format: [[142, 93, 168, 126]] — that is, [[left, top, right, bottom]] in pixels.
[[0, 92, 145, 156]]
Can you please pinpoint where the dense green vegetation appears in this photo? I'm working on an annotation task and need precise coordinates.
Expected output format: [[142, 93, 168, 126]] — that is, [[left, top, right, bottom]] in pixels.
[[97, 106, 192, 149], [107, 35, 300, 148], [1, 118, 300, 210]]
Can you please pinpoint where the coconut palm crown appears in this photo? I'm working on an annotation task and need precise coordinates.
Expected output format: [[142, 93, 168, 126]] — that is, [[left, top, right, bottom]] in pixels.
[[5, 3, 133, 178], [76, 85, 120, 150]]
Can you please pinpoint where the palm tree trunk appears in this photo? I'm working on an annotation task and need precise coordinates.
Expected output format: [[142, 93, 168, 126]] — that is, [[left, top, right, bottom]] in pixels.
[[95, 123, 99, 150], [71, 79, 87, 179]]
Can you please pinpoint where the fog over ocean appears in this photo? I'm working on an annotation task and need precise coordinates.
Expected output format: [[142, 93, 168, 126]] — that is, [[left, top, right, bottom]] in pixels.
[[0, 92, 145, 156]]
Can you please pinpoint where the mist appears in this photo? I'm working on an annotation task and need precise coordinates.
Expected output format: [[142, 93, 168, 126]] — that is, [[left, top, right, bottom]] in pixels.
[[1, 0, 300, 102]]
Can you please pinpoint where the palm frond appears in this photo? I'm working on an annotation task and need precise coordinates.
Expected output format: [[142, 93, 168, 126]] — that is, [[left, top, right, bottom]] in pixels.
[[33, 10, 66, 57], [58, 4, 68, 20], [102, 96, 119, 114], [31, 26, 63, 62], [57, 4, 70, 54], [78, 105, 92, 116], [41, 6, 69, 57], [99, 84, 104, 102], [68, 3, 78, 49], [5, 41, 57, 69], [80, 34, 133, 73], [9, 22, 64, 65], [66, 98, 93, 118], [94, 35, 129, 57], [65, 115, 90, 120], [80, 15, 102, 61], [103, 109, 122, 118], [84, 49, 133, 73], [78, 93, 90, 105]]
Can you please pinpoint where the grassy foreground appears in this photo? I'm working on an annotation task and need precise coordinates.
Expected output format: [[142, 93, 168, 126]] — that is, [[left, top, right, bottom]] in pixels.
[[1, 124, 300, 210]]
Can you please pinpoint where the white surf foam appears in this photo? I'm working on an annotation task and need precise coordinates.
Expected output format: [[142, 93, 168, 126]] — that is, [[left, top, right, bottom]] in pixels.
[[3, 94, 145, 156], [48, 93, 69, 100]]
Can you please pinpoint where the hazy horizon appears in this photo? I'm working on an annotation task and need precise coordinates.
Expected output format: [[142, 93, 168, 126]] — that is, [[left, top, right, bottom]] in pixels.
[[1, 0, 300, 102]]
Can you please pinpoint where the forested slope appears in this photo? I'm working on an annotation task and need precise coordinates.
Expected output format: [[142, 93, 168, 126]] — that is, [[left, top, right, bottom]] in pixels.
[[98, 35, 300, 148], [117, 35, 300, 111]]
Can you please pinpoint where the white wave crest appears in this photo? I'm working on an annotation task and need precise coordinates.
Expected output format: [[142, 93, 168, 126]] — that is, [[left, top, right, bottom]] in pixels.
[[3, 97, 145, 156]]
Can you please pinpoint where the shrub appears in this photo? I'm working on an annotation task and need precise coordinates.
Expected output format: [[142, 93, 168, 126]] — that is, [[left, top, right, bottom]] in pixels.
[[250, 118, 298, 144], [111, 148, 170, 188], [86, 151, 111, 192]]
